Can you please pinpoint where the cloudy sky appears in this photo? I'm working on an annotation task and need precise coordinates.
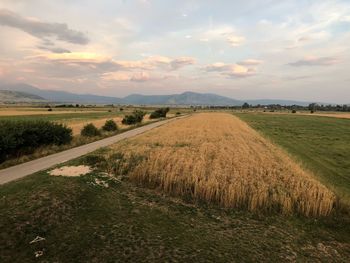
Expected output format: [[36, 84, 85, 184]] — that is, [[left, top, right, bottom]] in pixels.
[[0, 0, 349, 103]]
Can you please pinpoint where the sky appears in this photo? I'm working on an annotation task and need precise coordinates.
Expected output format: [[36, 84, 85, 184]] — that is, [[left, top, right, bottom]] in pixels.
[[0, 0, 349, 103]]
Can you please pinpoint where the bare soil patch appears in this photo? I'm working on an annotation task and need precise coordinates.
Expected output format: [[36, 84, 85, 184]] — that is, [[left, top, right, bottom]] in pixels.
[[49, 165, 91, 177]]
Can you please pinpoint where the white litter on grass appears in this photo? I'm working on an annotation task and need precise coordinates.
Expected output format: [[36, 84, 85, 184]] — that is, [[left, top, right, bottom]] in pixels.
[[49, 165, 91, 177], [94, 178, 109, 188], [35, 251, 44, 258], [29, 236, 45, 244]]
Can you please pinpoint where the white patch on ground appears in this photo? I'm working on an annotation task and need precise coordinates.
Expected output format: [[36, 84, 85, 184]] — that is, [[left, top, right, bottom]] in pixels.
[[49, 165, 91, 177], [94, 178, 109, 188]]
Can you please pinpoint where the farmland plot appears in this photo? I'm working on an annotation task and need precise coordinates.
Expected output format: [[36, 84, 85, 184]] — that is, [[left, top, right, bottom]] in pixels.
[[106, 113, 335, 216], [67, 114, 153, 135]]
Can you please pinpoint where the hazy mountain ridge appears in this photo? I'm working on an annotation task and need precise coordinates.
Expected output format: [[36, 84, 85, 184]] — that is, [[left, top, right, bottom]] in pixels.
[[0, 90, 46, 102], [123, 92, 243, 106], [1, 83, 321, 106], [1, 83, 122, 104]]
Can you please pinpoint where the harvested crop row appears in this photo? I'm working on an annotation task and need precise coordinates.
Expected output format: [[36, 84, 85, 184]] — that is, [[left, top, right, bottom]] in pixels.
[[108, 113, 336, 216]]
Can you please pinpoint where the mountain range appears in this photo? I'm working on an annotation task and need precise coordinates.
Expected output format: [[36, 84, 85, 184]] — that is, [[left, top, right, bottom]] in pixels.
[[0, 90, 46, 103], [0, 83, 318, 106]]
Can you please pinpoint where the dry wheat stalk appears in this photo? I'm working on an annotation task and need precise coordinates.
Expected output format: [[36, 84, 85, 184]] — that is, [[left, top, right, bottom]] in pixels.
[[108, 113, 336, 216]]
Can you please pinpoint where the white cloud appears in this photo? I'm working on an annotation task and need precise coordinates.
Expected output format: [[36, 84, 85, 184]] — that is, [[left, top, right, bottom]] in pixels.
[[227, 35, 245, 47], [238, 59, 263, 66], [33, 52, 195, 71], [0, 8, 89, 44], [289, 56, 340, 67], [130, 71, 150, 82], [101, 72, 131, 81], [170, 57, 196, 70], [198, 25, 245, 47], [204, 62, 256, 78]]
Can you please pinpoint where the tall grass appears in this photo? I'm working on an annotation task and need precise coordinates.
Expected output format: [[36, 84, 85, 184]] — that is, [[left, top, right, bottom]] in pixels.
[[109, 113, 336, 217]]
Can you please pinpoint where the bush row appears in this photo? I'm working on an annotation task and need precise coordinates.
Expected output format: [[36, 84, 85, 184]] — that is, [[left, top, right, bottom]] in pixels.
[[0, 120, 72, 162], [81, 119, 119, 137], [122, 110, 146, 125], [0, 111, 165, 163], [150, 107, 170, 119]]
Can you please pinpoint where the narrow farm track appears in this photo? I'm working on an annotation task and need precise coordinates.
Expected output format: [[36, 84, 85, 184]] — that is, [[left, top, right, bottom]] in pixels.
[[0, 116, 186, 185]]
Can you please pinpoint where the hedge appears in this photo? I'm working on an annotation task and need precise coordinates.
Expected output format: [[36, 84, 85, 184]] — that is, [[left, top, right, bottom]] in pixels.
[[0, 120, 72, 162], [81, 123, 101, 137], [149, 107, 170, 119], [102, 119, 118, 132], [122, 110, 146, 125]]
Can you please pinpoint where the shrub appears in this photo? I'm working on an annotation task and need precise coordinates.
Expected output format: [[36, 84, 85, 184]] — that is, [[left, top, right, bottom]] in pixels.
[[122, 110, 146, 125], [242, 102, 250, 109], [47, 108, 53, 112], [292, 110, 297, 113], [81, 123, 101, 137], [150, 107, 170, 119], [102, 119, 118, 132], [176, 112, 181, 116], [0, 120, 72, 162]]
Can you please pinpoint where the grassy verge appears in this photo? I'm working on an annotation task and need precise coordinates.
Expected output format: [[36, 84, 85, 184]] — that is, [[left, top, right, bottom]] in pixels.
[[1, 161, 349, 262], [235, 112, 350, 204]]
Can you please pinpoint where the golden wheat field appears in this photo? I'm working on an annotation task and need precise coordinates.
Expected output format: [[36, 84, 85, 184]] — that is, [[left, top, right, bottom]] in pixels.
[[108, 113, 336, 217]]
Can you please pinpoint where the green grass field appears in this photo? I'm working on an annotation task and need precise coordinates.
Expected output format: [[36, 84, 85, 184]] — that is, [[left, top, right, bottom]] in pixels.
[[0, 111, 124, 122], [235, 113, 350, 203], [1, 164, 349, 262]]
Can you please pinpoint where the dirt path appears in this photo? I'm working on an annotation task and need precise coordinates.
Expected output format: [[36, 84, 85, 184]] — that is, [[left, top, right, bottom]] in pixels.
[[0, 117, 184, 185]]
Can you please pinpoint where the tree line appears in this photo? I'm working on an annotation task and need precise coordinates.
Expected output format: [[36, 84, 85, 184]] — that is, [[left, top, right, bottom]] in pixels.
[[191, 103, 350, 112]]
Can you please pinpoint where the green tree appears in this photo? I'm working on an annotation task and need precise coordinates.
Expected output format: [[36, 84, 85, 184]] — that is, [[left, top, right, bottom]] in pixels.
[[242, 102, 250, 109], [150, 107, 170, 119], [81, 123, 101, 137], [122, 110, 146, 125], [102, 119, 118, 132]]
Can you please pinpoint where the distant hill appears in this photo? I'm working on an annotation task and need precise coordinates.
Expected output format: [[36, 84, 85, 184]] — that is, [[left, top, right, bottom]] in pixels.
[[123, 92, 243, 106], [0, 90, 46, 103], [2, 83, 122, 104], [0, 83, 322, 106]]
